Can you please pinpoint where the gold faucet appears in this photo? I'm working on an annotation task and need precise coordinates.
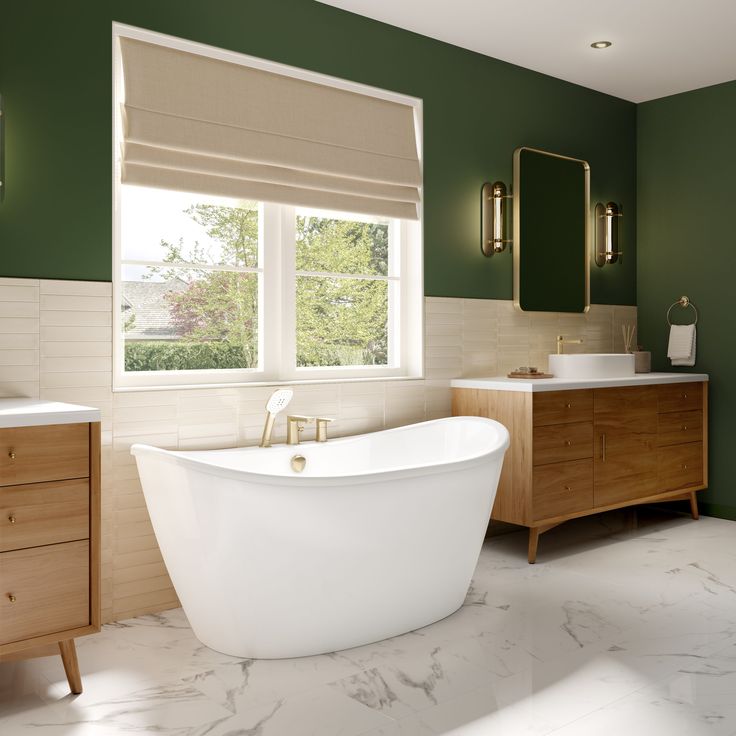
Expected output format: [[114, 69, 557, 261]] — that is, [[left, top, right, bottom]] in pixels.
[[286, 415, 313, 445], [556, 335, 583, 354], [315, 417, 333, 443]]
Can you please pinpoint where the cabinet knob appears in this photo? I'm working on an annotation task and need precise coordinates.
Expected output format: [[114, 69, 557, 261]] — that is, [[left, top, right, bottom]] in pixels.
[[565, 440, 573, 447], [682, 393, 688, 399], [565, 403, 572, 409], [682, 425, 688, 431], [8, 515, 15, 524], [563, 485, 572, 492], [8, 449, 16, 460], [7, 594, 16, 603], [682, 464, 688, 470]]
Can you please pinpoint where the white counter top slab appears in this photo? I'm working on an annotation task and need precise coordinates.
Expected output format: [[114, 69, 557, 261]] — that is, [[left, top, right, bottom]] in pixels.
[[451, 372, 709, 393], [0, 398, 101, 428]]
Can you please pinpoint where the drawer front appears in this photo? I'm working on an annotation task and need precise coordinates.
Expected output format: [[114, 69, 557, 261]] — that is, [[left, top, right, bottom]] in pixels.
[[533, 421, 593, 466], [658, 442, 704, 491], [0, 423, 89, 487], [0, 540, 89, 645], [533, 459, 594, 521], [0, 480, 89, 553], [657, 410, 703, 447], [533, 390, 593, 427], [658, 382, 703, 414]]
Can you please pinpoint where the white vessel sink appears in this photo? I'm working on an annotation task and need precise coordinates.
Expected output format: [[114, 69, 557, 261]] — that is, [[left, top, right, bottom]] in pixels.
[[548, 353, 635, 379]]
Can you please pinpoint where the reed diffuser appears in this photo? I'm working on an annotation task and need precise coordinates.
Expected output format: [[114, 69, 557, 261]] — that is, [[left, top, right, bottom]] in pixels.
[[622, 324, 651, 373], [622, 324, 636, 353]]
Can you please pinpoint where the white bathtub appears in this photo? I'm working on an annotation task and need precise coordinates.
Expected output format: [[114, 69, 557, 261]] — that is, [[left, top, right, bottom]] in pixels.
[[131, 416, 509, 659]]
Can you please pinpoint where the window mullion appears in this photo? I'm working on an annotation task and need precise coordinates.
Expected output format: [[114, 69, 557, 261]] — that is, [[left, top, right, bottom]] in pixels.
[[280, 205, 297, 380], [261, 202, 282, 380]]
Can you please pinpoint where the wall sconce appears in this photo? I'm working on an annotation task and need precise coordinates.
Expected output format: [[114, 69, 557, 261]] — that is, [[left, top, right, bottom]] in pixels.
[[594, 201, 622, 266], [0, 94, 4, 202], [481, 181, 511, 256]]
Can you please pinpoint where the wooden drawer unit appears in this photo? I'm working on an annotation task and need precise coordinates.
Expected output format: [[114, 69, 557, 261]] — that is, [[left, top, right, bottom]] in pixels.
[[0, 423, 89, 487], [533, 459, 594, 521], [533, 390, 593, 426], [658, 410, 703, 447], [0, 479, 89, 553], [658, 382, 703, 413], [0, 540, 90, 645], [659, 442, 704, 491], [533, 421, 593, 466], [0, 406, 100, 696], [453, 378, 708, 564]]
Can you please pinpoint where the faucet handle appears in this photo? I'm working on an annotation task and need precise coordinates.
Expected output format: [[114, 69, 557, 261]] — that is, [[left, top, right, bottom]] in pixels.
[[315, 417, 334, 443]]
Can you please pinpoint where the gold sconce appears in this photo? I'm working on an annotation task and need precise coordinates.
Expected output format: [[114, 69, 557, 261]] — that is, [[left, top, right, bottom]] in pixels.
[[594, 201, 622, 266], [481, 181, 511, 256]]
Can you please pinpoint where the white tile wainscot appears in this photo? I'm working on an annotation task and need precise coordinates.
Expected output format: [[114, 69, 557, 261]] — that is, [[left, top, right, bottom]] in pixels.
[[0, 277, 637, 622]]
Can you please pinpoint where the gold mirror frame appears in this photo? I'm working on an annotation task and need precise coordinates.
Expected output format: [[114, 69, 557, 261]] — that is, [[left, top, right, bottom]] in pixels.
[[512, 146, 591, 313]]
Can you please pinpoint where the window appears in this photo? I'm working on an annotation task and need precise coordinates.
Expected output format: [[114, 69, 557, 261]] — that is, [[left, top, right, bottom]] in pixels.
[[115, 186, 421, 387], [113, 25, 422, 389]]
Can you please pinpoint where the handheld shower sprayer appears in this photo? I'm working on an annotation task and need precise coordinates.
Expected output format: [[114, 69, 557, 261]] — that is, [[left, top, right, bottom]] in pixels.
[[260, 389, 294, 448]]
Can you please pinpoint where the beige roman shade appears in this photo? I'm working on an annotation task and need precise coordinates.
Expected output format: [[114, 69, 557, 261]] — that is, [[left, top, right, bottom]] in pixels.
[[118, 38, 421, 219]]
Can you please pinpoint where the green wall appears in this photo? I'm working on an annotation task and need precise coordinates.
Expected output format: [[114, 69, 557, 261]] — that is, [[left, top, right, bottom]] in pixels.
[[637, 80, 736, 518], [0, 0, 636, 303]]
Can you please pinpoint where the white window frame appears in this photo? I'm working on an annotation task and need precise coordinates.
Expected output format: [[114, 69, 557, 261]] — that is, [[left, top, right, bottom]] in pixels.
[[112, 23, 423, 391]]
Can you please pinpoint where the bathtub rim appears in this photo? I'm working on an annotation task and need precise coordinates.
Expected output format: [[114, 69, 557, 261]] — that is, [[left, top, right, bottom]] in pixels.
[[131, 416, 509, 488]]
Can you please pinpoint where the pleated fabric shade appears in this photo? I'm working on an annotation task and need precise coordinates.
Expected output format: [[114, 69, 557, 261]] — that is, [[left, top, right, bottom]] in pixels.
[[119, 38, 421, 220]]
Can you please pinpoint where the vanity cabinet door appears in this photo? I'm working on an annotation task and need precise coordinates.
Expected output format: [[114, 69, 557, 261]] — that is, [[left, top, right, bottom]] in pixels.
[[593, 386, 658, 507]]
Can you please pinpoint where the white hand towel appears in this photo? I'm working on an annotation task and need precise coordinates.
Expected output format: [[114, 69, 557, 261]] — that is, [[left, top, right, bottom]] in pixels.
[[668, 324, 696, 366]]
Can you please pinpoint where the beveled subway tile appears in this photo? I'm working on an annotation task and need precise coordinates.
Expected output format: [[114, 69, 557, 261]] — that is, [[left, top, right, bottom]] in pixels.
[[39, 279, 112, 296], [0, 301, 39, 318]]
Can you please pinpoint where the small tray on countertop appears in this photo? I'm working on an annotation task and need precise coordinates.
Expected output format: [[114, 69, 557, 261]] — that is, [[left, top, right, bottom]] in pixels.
[[507, 371, 554, 379]]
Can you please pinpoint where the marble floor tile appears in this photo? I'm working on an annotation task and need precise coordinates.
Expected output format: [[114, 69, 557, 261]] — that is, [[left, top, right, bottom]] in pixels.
[[1, 509, 735, 736]]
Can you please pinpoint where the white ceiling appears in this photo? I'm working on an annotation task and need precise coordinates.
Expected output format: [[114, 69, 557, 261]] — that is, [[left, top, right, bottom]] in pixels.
[[317, 0, 736, 102]]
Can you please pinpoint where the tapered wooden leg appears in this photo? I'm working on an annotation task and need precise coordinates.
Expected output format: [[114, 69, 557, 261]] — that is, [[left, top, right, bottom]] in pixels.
[[58, 639, 82, 694], [528, 528, 541, 564], [689, 491, 700, 520]]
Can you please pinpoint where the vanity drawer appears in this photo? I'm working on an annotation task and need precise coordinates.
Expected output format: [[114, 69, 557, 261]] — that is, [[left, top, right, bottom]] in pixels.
[[533, 390, 593, 427], [533, 421, 593, 466], [657, 410, 703, 447], [533, 459, 594, 520], [658, 382, 703, 414], [658, 442, 703, 491], [0, 480, 89, 553], [0, 423, 89, 487], [0, 540, 89, 645]]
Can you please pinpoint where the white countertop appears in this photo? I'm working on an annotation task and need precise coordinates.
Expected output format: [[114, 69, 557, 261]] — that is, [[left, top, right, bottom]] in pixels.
[[451, 372, 709, 393], [0, 398, 102, 428]]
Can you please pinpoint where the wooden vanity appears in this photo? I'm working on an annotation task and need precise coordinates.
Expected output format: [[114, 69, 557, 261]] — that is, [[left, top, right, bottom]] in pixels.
[[0, 400, 101, 693], [452, 374, 708, 563]]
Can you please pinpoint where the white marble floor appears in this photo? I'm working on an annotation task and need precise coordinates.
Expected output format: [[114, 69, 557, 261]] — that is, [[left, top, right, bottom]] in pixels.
[[2, 509, 736, 736]]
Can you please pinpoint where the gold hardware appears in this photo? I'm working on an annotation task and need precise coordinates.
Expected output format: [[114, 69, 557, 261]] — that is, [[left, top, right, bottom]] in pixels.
[[7, 594, 16, 603], [315, 417, 333, 443], [565, 440, 572, 447], [682, 393, 688, 399], [563, 485, 572, 492], [557, 336, 583, 354], [682, 464, 688, 470], [8, 449, 16, 460], [286, 415, 313, 445], [601, 433, 607, 462], [290, 454, 306, 473], [8, 515, 15, 524], [667, 297, 698, 327], [682, 425, 688, 431], [565, 402, 572, 409]]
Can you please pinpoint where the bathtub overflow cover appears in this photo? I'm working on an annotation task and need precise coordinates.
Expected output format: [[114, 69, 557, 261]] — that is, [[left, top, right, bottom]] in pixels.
[[291, 454, 306, 473]]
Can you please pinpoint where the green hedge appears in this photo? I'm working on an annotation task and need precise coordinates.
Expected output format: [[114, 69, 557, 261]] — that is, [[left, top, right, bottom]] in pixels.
[[125, 341, 254, 371]]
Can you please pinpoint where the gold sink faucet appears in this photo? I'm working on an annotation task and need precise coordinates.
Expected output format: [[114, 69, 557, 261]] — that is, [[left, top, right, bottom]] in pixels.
[[556, 335, 584, 354], [286, 415, 313, 445]]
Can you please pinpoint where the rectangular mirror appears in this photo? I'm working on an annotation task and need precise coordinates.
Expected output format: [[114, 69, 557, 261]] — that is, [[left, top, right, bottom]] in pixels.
[[513, 147, 590, 312]]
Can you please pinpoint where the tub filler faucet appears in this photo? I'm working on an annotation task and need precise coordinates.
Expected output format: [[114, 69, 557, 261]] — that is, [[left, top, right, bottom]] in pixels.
[[287, 415, 334, 445], [260, 389, 294, 448]]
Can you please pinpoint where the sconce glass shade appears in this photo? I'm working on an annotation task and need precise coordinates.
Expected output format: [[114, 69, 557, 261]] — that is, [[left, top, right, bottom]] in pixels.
[[595, 201, 622, 266], [481, 181, 511, 257]]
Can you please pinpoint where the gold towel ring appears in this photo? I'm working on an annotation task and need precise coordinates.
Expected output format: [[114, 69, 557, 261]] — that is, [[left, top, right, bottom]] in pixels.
[[667, 296, 698, 326]]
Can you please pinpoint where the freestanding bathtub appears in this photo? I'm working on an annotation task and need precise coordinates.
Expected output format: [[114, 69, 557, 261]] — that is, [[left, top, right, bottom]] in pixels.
[[131, 416, 509, 659]]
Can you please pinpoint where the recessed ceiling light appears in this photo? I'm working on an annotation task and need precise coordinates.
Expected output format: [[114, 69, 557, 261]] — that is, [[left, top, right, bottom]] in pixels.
[[590, 41, 612, 49]]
